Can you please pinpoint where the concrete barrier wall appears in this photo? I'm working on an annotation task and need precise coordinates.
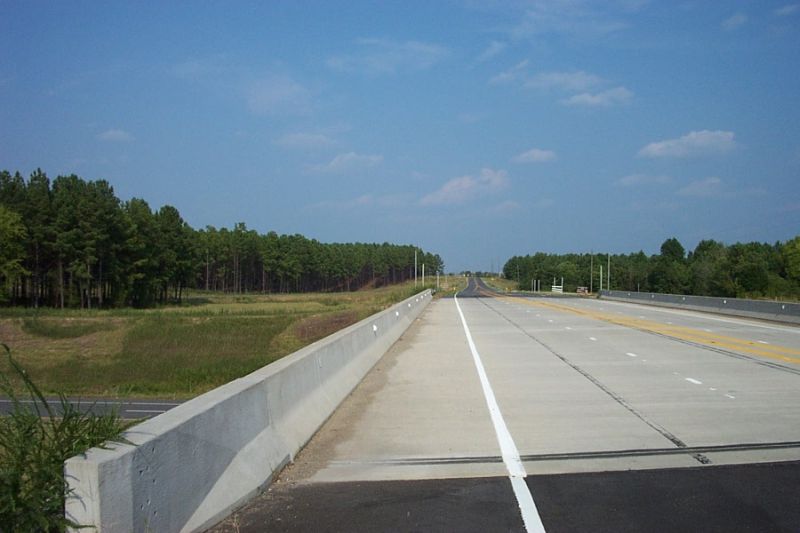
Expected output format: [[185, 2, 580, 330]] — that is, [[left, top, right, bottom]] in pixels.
[[65, 290, 433, 532], [600, 290, 800, 325]]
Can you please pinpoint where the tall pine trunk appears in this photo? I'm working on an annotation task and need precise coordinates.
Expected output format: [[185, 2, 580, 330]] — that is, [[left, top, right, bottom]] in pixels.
[[58, 259, 64, 309]]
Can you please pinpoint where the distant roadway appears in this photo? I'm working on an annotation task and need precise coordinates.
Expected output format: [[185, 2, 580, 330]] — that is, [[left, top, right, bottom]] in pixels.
[[0, 397, 181, 419], [212, 276, 800, 532]]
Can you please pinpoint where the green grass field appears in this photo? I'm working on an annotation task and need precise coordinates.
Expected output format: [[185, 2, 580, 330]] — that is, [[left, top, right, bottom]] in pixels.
[[0, 281, 458, 399], [481, 277, 518, 292]]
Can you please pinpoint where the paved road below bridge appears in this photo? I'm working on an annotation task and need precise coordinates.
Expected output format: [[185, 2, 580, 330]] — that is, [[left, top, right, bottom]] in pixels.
[[0, 397, 181, 419], [211, 277, 800, 532]]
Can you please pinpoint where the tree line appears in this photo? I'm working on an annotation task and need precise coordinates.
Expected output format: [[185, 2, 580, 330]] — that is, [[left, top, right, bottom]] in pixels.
[[503, 236, 800, 299], [0, 169, 443, 308]]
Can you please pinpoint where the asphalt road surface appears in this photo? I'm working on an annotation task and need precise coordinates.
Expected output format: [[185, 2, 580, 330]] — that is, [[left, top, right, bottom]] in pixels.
[[212, 277, 800, 532], [0, 397, 181, 419]]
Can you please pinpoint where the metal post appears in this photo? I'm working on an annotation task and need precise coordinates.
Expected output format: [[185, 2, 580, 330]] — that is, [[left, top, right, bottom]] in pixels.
[[422, 263, 425, 286], [600, 266, 603, 292], [414, 250, 418, 288]]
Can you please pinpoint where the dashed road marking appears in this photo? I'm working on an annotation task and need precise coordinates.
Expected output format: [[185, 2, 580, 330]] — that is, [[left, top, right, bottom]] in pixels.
[[685, 378, 703, 385], [626, 352, 638, 358]]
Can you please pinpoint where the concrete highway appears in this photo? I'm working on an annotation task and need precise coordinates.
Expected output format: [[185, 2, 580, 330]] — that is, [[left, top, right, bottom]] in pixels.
[[213, 277, 800, 532]]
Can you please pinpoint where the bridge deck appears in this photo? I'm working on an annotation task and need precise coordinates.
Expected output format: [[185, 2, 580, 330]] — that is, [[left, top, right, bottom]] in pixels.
[[211, 278, 800, 532]]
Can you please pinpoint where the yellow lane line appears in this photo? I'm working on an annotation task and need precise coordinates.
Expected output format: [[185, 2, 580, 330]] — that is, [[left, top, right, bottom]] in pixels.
[[486, 292, 800, 366]]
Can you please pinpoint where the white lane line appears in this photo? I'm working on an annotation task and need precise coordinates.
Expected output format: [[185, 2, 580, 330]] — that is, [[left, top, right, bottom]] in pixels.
[[454, 294, 546, 533], [626, 352, 638, 358], [565, 326, 572, 330], [725, 394, 736, 399], [758, 340, 769, 345], [685, 378, 703, 385], [709, 387, 717, 391], [547, 319, 554, 323], [589, 337, 597, 341]]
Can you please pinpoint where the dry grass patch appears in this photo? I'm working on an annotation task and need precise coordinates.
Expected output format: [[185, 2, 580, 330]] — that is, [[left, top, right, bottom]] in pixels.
[[0, 283, 427, 399]]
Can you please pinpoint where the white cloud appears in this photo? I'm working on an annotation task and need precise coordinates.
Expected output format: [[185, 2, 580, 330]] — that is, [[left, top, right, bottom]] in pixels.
[[97, 129, 134, 142], [513, 147, 557, 163], [487, 200, 521, 214], [310, 152, 383, 173], [489, 60, 529, 85], [493, 64, 632, 109], [306, 193, 410, 212], [274, 133, 335, 149], [245, 75, 311, 115], [420, 168, 508, 206], [457, 112, 486, 124], [476, 41, 507, 63], [561, 86, 633, 107], [171, 55, 228, 81], [722, 13, 748, 30], [327, 38, 449, 75], [775, 4, 800, 16], [615, 174, 672, 186], [525, 70, 604, 91], [509, 2, 629, 40], [677, 177, 724, 197], [638, 130, 736, 158]]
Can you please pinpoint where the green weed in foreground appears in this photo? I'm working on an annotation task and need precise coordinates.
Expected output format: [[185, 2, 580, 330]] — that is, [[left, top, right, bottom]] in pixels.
[[0, 344, 131, 532]]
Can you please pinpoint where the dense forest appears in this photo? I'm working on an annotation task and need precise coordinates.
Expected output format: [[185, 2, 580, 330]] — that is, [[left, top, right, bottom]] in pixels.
[[0, 169, 443, 308], [503, 236, 800, 300]]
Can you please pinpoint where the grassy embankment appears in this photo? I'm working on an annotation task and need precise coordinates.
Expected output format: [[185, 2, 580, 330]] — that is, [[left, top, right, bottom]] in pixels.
[[481, 277, 518, 292], [0, 280, 457, 399]]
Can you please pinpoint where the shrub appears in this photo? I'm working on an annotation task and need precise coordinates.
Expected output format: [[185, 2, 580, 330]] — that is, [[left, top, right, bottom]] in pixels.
[[0, 344, 130, 531]]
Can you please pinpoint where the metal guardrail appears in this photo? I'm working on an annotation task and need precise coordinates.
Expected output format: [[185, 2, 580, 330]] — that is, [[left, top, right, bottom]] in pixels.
[[600, 290, 800, 325]]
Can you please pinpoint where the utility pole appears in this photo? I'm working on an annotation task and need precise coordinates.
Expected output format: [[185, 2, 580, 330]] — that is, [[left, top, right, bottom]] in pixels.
[[422, 263, 425, 286], [607, 254, 611, 291], [590, 251, 593, 294], [600, 265, 603, 292], [414, 249, 418, 288]]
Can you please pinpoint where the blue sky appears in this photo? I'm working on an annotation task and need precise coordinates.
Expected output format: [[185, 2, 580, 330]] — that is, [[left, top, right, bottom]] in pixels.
[[1, 1, 799, 273]]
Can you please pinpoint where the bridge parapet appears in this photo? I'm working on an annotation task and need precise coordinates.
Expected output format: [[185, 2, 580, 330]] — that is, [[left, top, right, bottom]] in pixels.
[[600, 290, 800, 324], [65, 290, 433, 532]]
